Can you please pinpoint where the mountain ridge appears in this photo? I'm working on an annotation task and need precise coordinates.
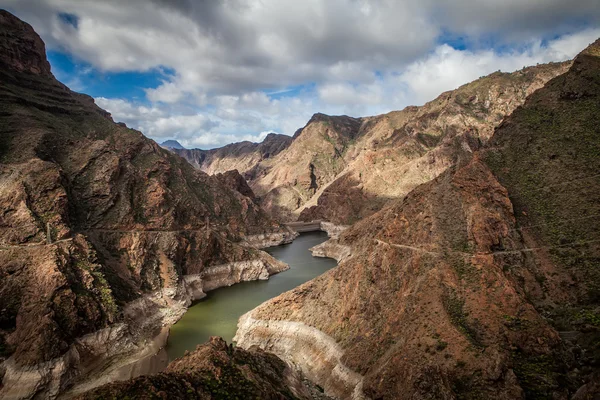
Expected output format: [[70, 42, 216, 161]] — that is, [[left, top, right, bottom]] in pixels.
[[175, 61, 571, 223]]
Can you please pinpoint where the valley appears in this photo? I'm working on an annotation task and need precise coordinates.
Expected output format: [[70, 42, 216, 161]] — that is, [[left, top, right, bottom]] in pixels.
[[0, 7, 599, 400]]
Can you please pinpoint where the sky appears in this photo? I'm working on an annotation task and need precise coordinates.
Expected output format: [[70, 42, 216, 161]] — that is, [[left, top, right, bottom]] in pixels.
[[1, 1, 600, 149]]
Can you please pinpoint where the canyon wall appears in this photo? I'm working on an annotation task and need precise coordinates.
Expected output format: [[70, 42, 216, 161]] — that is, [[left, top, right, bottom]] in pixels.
[[234, 39, 600, 399], [0, 10, 292, 399]]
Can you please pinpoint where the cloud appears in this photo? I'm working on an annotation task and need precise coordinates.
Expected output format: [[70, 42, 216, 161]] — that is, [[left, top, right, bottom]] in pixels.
[[95, 95, 306, 148], [3, 0, 599, 147], [11, 0, 598, 100], [392, 28, 600, 106]]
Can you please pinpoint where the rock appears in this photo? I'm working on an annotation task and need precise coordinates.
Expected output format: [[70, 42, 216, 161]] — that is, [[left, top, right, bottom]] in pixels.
[[234, 313, 365, 400], [171, 132, 293, 175], [74, 336, 333, 400], [0, 10, 51, 76]]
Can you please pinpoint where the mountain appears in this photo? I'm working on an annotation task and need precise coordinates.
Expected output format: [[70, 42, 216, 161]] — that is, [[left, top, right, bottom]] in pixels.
[[235, 39, 600, 399], [160, 139, 185, 149], [0, 10, 294, 399], [181, 64, 569, 223], [266, 65, 571, 222], [172, 132, 293, 175]]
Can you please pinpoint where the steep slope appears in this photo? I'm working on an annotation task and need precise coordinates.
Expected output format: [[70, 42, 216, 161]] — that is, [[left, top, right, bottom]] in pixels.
[[76, 337, 331, 400], [250, 114, 363, 220], [173, 132, 292, 175], [235, 39, 600, 399], [0, 10, 292, 399], [295, 64, 571, 225]]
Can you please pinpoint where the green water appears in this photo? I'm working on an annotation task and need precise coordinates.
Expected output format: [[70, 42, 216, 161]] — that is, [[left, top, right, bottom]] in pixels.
[[165, 231, 337, 360]]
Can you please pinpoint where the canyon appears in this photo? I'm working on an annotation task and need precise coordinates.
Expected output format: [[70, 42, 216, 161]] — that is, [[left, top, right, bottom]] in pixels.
[[175, 63, 570, 224], [0, 8, 599, 400]]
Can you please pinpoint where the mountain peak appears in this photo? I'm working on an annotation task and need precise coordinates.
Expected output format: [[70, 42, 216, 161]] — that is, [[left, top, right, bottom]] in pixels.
[[160, 139, 186, 149], [0, 10, 52, 76]]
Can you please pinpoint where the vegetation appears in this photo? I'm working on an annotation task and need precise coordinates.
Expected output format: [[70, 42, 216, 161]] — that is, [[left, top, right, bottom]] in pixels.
[[443, 290, 483, 349]]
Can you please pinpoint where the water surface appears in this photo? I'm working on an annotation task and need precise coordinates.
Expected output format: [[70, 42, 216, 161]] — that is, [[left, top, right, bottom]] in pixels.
[[166, 231, 336, 360]]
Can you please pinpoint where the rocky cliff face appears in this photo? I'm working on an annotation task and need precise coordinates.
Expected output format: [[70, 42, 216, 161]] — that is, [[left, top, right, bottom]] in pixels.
[[75, 337, 331, 400], [0, 10, 290, 399], [173, 132, 293, 175], [235, 40, 600, 399]]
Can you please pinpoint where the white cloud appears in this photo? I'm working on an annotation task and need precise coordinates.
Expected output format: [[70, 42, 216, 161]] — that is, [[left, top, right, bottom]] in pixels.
[[3, 0, 599, 147], [96, 27, 599, 148], [393, 28, 600, 106]]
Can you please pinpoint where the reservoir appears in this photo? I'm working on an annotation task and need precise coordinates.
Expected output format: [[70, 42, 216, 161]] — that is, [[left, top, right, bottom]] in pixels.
[[165, 231, 337, 360]]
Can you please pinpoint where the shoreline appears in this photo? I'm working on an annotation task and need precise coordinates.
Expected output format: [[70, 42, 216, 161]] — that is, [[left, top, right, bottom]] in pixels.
[[1, 224, 346, 399], [1, 231, 294, 400]]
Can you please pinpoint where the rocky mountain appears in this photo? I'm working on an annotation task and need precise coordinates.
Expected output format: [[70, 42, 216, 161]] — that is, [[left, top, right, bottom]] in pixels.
[[235, 39, 600, 399], [160, 139, 185, 150], [295, 64, 570, 225], [0, 10, 294, 399], [172, 132, 293, 175], [183, 63, 570, 223]]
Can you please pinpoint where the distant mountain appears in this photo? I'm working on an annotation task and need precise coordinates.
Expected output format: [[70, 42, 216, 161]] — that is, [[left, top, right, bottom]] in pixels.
[[160, 139, 185, 149], [172, 132, 292, 175]]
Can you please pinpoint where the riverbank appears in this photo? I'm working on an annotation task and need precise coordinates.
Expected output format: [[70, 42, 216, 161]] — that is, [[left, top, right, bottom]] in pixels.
[[166, 231, 337, 360], [0, 233, 291, 400]]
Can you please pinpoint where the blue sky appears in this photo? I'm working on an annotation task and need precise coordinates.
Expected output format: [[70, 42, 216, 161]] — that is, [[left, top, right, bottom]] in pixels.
[[2, 0, 600, 148]]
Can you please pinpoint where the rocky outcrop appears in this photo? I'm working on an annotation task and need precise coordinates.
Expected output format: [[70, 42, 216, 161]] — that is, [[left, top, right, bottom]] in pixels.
[[0, 10, 51, 76], [0, 11, 291, 399], [233, 40, 600, 399], [75, 336, 332, 400], [235, 313, 365, 400], [215, 169, 258, 200], [200, 257, 288, 292], [242, 229, 299, 249], [309, 239, 351, 262], [319, 222, 348, 239]]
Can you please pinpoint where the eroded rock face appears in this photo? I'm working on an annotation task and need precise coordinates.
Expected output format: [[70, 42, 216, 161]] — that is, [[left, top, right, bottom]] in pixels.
[[0, 11, 291, 399], [0, 10, 51, 76], [235, 40, 600, 399], [215, 169, 258, 200], [75, 336, 332, 400], [295, 63, 572, 225], [235, 314, 365, 400]]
